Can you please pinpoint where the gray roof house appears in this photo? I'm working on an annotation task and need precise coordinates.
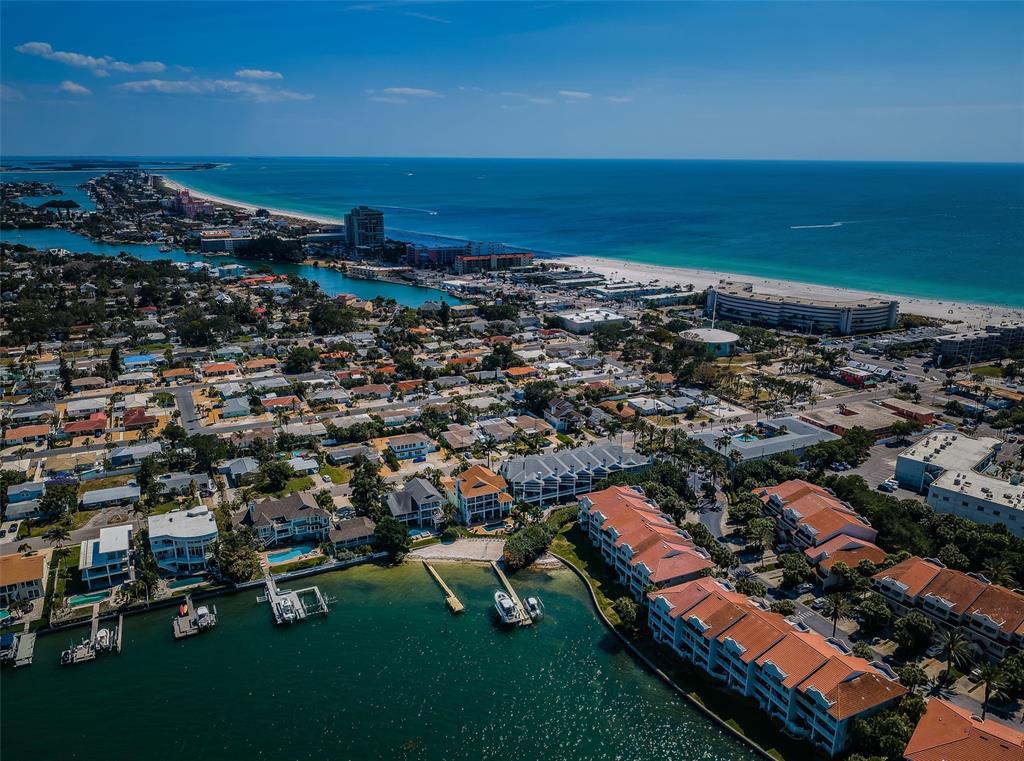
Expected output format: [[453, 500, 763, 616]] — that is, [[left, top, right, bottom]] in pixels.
[[501, 443, 650, 506], [216, 456, 260, 487], [385, 478, 444, 528]]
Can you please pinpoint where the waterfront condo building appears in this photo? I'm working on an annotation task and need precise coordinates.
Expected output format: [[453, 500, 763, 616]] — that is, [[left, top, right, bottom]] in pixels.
[[147, 506, 220, 576], [577, 486, 714, 601], [648, 577, 906, 756], [79, 525, 134, 591], [931, 322, 1024, 368], [904, 698, 1024, 761], [452, 464, 513, 525], [872, 555, 1024, 660], [754, 480, 878, 551], [707, 279, 898, 335], [500, 443, 650, 506], [344, 206, 385, 256]]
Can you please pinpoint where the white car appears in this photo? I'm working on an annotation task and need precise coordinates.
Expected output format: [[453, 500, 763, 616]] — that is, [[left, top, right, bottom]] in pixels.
[[323, 474, 332, 483]]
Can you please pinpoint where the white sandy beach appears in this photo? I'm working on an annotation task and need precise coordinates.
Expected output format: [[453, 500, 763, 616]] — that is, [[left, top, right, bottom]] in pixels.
[[161, 175, 1023, 328]]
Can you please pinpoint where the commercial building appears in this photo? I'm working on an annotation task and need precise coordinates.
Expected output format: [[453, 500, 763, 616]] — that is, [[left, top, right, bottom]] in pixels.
[[578, 486, 714, 601], [932, 323, 1024, 367], [799, 401, 905, 437], [680, 328, 741, 357], [501, 443, 650, 506], [344, 206, 385, 256], [556, 308, 631, 335], [148, 506, 219, 575], [925, 470, 1024, 537], [79, 525, 134, 591], [585, 283, 674, 301], [453, 251, 535, 275], [707, 280, 898, 335], [0, 553, 48, 607], [873, 556, 1024, 660], [894, 432, 1000, 492], [691, 417, 840, 464], [648, 576, 906, 756]]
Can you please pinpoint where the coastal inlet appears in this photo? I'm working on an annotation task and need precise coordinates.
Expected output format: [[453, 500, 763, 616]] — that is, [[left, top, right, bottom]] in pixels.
[[0, 563, 756, 761]]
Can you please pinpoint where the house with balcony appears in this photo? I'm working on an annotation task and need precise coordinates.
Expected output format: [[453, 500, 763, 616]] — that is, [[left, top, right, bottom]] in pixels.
[[578, 486, 714, 601], [451, 465, 513, 525], [501, 443, 650, 506], [148, 506, 219, 576], [239, 492, 331, 548], [386, 478, 444, 528], [0, 553, 49, 607], [385, 433, 436, 461], [79, 525, 134, 591], [755, 480, 877, 551]]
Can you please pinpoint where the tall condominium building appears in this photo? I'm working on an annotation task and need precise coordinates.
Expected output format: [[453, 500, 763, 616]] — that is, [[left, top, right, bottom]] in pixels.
[[931, 323, 1024, 367], [344, 206, 385, 256], [707, 280, 898, 335]]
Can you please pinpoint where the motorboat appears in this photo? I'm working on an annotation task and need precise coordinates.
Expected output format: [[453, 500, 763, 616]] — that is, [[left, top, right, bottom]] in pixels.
[[94, 628, 113, 651], [195, 605, 215, 629], [494, 590, 519, 625], [277, 598, 298, 624], [525, 596, 544, 621]]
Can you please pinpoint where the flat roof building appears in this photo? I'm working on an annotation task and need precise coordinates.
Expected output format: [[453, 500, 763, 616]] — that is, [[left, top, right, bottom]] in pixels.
[[894, 432, 1000, 492], [680, 328, 740, 357], [556, 308, 631, 335]]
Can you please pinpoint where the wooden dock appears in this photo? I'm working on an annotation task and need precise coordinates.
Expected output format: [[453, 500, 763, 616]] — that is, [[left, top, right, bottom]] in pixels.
[[422, 561, 465, 614], [258, 573, 329, 625], [490, 561, 532, 626], [12, 632, 36, 667]]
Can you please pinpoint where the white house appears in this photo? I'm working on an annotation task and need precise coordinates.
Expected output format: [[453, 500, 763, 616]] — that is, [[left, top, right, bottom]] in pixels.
[[148, 506, 220, 576]]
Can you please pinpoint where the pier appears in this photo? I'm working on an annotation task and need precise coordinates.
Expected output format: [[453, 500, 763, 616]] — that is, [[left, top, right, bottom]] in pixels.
[[257, 573, 330, 625], [421, 561, 465, 614], [490, 561, 532, 626], [61, 604, 123, 665], [172, 595, 218, 639]]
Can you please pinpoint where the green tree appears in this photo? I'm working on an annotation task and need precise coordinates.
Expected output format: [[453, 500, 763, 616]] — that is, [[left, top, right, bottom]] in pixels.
[[892, 611, 936, 654], [375, 515, 411, 559], [38, 483, 77, 520], [895, 664, 929, 695], [108, 345, 122, 376], [257, 461, 295, 494], [283, 346, 319, 374], [522, 380, 559, 416], [612, 596, 640, 632], [350, 458, 387, 519], [744, 517, 775, 565], [42, 524, 71, 554], [937, 628, 972, 677], [978, 663, 1008, 720], [822, 593, 853, 638], [856, 592, 893, 634], [503, 523, 553, 570]]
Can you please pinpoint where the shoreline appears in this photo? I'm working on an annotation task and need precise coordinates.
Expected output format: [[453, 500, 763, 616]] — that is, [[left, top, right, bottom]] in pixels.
[[159, 174, 1024, 326]]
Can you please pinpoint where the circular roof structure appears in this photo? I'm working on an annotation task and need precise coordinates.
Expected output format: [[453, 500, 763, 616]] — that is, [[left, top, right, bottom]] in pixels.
[[681, 328, 741, 344]]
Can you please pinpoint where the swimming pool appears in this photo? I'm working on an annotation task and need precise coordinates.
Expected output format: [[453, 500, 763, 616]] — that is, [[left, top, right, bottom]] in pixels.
[[734, 433, 760, 442], [68, 591, 109, 607], [267, 544, 315, 564], [0, 610, 11, 623], [167, 576, 206, 589]]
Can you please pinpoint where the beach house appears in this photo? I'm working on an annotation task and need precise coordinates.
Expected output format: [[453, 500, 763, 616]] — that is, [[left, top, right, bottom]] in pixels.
[[148, 506, 220, 576], [79, 525, 134, 591]]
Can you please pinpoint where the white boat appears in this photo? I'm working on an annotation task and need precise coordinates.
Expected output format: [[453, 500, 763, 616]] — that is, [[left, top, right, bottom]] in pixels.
[[277, 598, 298, 624], [494, 590, 519, 625], [93, 628, 112, 651], [195, 605, 215, 629], [525, 596, 544, 621]]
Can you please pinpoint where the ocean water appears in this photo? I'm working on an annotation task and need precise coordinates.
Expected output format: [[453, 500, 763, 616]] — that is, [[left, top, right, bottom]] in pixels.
[[0, 563, 757, 761], [153, 157, 1024, 307]]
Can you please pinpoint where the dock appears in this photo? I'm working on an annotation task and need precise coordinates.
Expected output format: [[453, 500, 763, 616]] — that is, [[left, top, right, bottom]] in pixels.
[[422, 561, 465, 614], [172, 595, 218, 639], [60, 604, 122, 665], [490, 561, 532, 626], [3, 632, 37, 667], [257, 573, 330, 625]]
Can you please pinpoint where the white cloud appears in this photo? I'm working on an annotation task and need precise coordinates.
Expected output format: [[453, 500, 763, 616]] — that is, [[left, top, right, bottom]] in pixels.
[[500, 104, 528, 111], [1, 84, 24, 102], [380, 87, 442, 98], [558, 90, 592, 100], [15, 41, 165, 76], [117, 78, 312, 102], [527, 97, 554, 104], [58, 80, 92, 96], [368, 95, 408, 104], [235, 68, 283, 80], [606, 96, 633, 103]]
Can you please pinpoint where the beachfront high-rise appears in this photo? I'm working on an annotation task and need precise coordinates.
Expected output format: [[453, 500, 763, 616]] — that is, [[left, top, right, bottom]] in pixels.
[[344, 206, 385, 257], [707, 280, 898, 335]]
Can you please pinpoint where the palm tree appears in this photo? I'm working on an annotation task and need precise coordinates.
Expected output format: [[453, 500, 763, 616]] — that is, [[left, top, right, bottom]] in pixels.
[[977, 663, 1008, 720], [982, 559, 1015, 587], [938, 629, 972, 678], [822, 593, 853, 638], [42, 526, 71, 555]]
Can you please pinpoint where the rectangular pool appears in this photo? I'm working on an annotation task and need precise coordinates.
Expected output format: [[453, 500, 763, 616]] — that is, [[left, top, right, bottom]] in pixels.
[[68, 591, 109, 607]]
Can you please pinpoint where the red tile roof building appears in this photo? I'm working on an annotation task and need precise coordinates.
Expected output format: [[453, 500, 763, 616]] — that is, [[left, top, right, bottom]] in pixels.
[[904, 698, 1024, 761]]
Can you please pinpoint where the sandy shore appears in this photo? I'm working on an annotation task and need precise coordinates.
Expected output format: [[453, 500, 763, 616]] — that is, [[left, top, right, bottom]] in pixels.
[[160, 174, 1021, 327], [552, 255, 1024, 327]]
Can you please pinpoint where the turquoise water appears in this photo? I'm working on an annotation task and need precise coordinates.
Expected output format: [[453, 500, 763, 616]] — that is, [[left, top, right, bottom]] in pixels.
[[0, 610, 10, 621], [0, 563, 757, 761], [67, 591, 109, 607], [734, 433, 760, 443], [266, 544, 316, 564], [167, 576, 206, 589], [0, 226, 461, 308], [152, 157, 1023, 307]]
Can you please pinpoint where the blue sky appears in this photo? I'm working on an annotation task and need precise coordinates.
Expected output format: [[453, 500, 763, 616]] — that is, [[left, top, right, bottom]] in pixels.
[[2, 1, 1022, 161]]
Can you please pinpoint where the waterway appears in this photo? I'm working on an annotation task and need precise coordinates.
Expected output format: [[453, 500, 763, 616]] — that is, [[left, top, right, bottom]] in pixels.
[[0, 563, 756, 761]]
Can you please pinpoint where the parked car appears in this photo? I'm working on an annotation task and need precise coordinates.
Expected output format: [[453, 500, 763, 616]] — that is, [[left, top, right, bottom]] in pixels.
[[796, 583, 815, 595], [925, 644, 943, 658], [810, 597, 827, 611]]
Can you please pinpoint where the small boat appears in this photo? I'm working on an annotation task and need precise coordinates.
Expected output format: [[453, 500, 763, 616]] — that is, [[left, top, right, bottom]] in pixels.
[[277, 598, 298, 624], [195, 605, 215, 629], [93, 628, 112, 651], [494, 590, 519, 625], [525, 596, 544, 621]]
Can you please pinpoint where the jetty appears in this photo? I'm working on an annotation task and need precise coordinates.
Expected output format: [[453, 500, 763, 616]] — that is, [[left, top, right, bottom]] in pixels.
[[172, 595, 218, 639], [0, 631, 37, 668], [61, 604, 123, 665], [490, 561, 532, 626], [421, 561, 465, 614], [257, 573, 329, 625]]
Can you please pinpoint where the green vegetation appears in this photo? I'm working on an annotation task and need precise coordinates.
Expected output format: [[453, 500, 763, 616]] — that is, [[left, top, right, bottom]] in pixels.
[[273, 555, 328, 573], [320, 464, 351, 484], [503, 522, 554, 571], [374, 515, 411, 559]]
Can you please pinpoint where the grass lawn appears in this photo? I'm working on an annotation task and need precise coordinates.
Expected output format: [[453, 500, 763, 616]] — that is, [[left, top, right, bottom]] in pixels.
[[320, 464, 352, 484], [550, 521, 812, 761], [258, 476, 314, 498], [972, 365, 1004, 378], [78, 474, 136, 497], [25, 509, 102, 538], [272, 555, 327, 573], [149, 497, 199, 516]]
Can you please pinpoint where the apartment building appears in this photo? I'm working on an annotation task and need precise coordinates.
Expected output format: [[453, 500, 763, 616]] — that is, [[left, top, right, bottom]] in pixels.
[[932, 322, 1024, 368], [873, 556, 1024, 659], [904, 698, 1024, 761], [755, 480, 878, 551], [649, 577, 906, 756], [501, 443, 650, 506], [577, 486, 714, 601]]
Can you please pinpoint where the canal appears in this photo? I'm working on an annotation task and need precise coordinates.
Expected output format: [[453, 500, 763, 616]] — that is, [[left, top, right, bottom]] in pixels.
[[0, 563, 757, 761]]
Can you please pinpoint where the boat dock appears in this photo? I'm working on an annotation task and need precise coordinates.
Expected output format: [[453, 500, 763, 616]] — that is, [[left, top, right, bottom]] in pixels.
[[490, 561, 532, 626], [61, 604, 123, 665], [1, 631, 37, 667], [172, 595, 218, 639], [421, 561, 465, 614], [257, 573, 330, 625]]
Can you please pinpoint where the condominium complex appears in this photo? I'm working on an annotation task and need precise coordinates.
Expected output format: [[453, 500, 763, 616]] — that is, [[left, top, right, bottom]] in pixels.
[[577, 486, 714, 601], [344, 205, 385, 256], [755, 480, 878, 551], [453, 251, 535, 275], [873, 555, 1024, 660], [707, 280, 898, 335], [648, 576, 905, 756], [904, 698, 1024, 761], [501, 443, 650, 506], [931, 322, 1024, 367]]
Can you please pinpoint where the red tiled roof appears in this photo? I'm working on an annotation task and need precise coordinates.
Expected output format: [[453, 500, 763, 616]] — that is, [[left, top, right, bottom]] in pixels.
[[905, 699, 1024, 761]]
